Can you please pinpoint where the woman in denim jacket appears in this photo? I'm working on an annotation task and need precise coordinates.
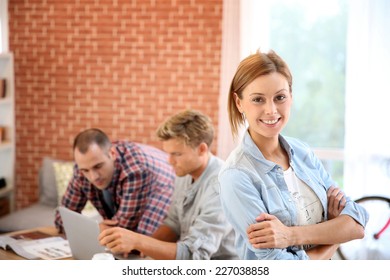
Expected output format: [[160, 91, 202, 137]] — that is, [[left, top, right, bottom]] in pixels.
[[218, 50, 369, 260]]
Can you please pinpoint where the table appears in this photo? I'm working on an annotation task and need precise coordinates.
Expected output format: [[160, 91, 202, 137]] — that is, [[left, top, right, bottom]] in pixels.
[[0, 226, 72, 260]]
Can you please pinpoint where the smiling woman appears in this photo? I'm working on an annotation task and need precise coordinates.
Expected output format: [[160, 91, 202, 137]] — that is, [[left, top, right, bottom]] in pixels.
[[216, 0, 349, 190], [218, 49, 368, 260]]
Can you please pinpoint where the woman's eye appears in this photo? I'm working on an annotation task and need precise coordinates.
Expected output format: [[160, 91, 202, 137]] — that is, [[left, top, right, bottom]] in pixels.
[[252, 97, 263, 103], [276, 95, 286, 101]]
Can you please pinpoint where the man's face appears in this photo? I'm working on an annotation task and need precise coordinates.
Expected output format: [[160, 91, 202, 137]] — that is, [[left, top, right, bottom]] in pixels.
[[74, 143, 116, 190], [162, 138, 204, 179]]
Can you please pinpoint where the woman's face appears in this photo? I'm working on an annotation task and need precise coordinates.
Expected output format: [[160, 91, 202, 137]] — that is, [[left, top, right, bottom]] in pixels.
[[235, 72, 292, 141]]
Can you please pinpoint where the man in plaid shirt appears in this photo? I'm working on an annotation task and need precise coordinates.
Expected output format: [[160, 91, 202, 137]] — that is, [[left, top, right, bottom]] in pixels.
[[54, 128, 175, 236]]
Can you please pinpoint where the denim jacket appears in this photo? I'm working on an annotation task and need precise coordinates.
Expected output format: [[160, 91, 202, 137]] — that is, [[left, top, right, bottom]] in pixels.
[[219, 131, 369, 260]]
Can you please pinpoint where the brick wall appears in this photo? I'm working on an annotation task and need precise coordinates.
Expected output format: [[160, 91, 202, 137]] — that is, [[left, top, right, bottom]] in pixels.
[[8, 0, 222, 209]]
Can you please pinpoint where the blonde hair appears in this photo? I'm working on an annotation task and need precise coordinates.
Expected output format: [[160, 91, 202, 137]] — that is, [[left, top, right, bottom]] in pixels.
[[156, 109, 214, 148], [228, 50, 292, 139]]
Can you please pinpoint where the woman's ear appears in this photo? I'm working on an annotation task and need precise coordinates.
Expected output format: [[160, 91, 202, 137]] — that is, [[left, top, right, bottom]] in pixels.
[[234, 92, 243, 113]]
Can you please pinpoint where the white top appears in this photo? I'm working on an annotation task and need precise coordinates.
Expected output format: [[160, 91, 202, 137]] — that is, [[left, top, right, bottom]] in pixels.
[[283, 167, 324, 226]]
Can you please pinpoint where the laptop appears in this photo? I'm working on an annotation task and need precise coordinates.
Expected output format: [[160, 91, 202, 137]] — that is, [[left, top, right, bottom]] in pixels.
[[58, 206, 141, 260], [58, 206, 106, 259]]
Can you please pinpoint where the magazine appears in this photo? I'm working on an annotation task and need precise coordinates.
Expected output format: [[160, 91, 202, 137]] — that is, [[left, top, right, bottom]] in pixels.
[[0, 230, 72, 260]]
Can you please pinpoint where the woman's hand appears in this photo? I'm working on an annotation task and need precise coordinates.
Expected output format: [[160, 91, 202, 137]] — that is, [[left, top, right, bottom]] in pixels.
[[247, 213, 292, 249], [327, 186, 346, 220], [247, 186, 347, 249]]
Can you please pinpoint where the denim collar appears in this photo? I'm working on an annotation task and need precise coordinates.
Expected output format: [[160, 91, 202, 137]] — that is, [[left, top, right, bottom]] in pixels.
[[241, 130, 295, 173]]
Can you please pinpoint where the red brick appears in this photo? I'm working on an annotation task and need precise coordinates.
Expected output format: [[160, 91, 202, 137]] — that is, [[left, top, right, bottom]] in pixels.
[[9, 0, 223, 209]]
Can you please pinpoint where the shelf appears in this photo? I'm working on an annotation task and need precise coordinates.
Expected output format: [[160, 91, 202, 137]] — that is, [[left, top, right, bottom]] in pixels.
[[0, 52, 14, 212]]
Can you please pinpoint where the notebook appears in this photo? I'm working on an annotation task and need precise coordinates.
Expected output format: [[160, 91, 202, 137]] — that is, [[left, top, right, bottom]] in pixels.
[[58, 206, 140, 260]]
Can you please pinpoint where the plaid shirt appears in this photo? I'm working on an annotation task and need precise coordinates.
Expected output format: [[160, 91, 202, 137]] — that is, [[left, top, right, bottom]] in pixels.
[[55, 141, 175, 236]]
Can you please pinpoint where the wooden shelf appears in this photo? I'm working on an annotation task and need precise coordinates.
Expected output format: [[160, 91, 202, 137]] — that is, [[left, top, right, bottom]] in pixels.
[[0, 52, 15, 213]]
